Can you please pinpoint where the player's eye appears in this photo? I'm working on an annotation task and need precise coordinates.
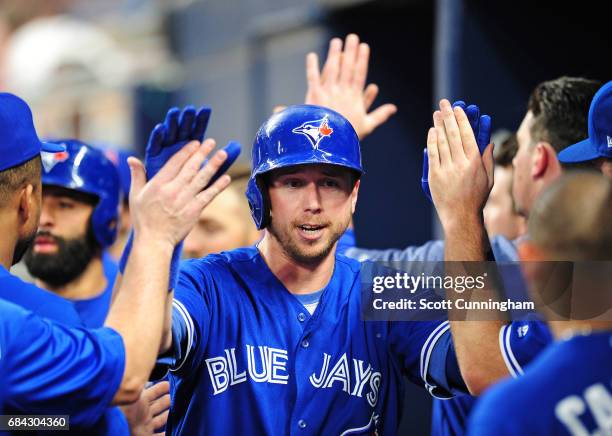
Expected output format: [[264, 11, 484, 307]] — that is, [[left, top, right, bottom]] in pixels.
[[283, 178, 303, 188], [58, 200, 75, 209], [321, 178, 340, 188]]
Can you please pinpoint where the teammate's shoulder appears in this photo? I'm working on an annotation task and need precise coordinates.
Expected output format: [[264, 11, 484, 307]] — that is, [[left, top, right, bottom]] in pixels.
[[469, 375, 531, 434], [0, 269, 82, 325]]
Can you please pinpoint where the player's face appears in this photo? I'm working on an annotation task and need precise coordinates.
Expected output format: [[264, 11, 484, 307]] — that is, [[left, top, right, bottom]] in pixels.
[[266, 164, 359, 265], [483, 166, 526, 240], [24, 186, 98, 286], [184, 187, 258, 259], [512, 112, 536, 217]]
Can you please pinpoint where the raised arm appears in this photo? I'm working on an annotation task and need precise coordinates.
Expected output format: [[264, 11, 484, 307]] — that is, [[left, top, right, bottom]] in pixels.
[[107, 138, 231, 404], [427, 99, 510, 394]]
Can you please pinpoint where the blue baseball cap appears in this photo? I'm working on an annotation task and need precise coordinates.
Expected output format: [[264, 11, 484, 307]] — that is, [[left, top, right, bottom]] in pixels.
[[558, 81, 612, 163], [0, 93, 65, 172]]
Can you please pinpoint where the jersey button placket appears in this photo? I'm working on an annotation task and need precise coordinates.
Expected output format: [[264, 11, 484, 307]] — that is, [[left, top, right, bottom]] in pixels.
[[301, 338, 309, 348], [297, 312, 307, 322], [298, 419, 307, 429]]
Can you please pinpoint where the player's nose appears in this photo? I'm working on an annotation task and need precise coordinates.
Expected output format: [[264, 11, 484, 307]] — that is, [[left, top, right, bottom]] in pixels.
[[302, 182, 322, 214], [38, 200, 55, 229]]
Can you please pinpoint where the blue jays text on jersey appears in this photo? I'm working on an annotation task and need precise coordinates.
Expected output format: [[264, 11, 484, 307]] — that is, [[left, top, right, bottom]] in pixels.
[[161, 247, 463, 435], [468, 331, 612, 435]]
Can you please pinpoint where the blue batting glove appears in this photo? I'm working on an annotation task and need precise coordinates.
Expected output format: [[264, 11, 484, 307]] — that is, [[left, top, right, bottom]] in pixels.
[[421, 100, 492, 202], [119, 106, 212, 291], [145, 106, 211, 180]]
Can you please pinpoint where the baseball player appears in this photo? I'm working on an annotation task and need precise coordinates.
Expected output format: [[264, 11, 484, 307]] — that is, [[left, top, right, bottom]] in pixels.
[[20, 139, 172, 434], [0, 92, 232, 429], [118, 104, 470, 435], [24, 139, 121, 328], [468, 172, 612, 435], [300, 39, 603, 434]]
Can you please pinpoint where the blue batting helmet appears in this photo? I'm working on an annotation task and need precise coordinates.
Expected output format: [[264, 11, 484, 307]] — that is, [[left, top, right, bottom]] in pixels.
[[245, 104, 363, 229], [41, 139, 121, 248]]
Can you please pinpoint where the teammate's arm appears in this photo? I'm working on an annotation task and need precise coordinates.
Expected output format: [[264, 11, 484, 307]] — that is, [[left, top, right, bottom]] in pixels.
[[427, 100, 509, 395], [106, 139, 231, 403]]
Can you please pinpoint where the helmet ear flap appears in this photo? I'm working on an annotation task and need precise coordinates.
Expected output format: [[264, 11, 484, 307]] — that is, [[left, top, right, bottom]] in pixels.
[[256, 175, 271, 229], [246, 175, 271, 230]]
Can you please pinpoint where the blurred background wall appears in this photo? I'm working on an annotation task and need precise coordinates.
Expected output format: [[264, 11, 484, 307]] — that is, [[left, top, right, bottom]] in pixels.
[[1, 0, 609, 433]]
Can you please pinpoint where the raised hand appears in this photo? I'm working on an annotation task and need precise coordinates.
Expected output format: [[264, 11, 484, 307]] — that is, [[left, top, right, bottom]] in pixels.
[[128, 139, 232, 250], [422, 100, 492, 201], [426, 99, 494, 231], [304, 34, 397, 140], [145, 106, 211, 180]]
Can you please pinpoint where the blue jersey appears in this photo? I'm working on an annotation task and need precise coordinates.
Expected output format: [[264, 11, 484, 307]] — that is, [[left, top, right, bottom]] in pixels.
[[72, 252, 118, 328], [499, 319, 553, 379], [344, 235, 552, 436], [0, 298, 125, 428], [0, 264, 128, 435], [162, 247, 460, 435], [0, 265, 82, 324], [469, 331, 612, 435]]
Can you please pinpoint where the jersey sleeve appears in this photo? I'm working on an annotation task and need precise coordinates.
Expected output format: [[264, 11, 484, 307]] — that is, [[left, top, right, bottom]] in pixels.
[[1, 301, 125, 428], [498, 320, 552, 378], [345, 240, 445, 262], [388, 320, 467, 399], [160, 260, 212, 376]]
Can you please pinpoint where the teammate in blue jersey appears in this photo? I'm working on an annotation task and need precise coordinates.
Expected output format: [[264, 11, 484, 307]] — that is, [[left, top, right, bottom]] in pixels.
[[136, 104, 471, 435], [0, 298, 125, 427], [24, 139, 121, 329], [0, 92, 232, 431], [469, 172, 612, 435]]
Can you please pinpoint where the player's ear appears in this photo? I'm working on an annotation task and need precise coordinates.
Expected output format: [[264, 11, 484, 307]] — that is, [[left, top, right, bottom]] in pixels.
[[17, 183, 39, 234], [532, 142, 552, 178]]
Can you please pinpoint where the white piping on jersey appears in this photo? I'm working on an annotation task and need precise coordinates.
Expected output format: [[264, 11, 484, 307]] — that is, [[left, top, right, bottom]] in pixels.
[[420, 320, 451, 397], [499, 324, 524, 378], [171, 299, 195, 372], [339, 412, 378, 436]]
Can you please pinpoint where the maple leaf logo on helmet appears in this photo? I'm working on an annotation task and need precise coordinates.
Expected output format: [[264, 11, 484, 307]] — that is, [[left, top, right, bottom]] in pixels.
[[292, 116, 334, 150], [41, 149, 70, 173]]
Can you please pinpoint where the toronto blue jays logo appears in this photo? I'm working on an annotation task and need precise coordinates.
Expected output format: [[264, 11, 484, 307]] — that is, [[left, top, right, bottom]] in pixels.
[[292, 116, 334, 149], [41, 149, 69, 173]]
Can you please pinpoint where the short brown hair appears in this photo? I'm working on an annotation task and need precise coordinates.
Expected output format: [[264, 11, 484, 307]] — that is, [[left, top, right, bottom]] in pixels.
[[0, 156, 41, 207], [527, 77, 601, 153]]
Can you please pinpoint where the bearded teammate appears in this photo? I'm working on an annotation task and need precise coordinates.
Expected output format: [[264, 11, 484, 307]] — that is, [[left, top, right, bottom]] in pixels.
[[0, 92, 233, 427], [24, 140, 121, 328], [21, 139, 171, 434], [124, 104, 471, 435]]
